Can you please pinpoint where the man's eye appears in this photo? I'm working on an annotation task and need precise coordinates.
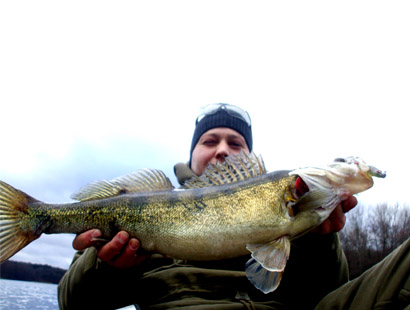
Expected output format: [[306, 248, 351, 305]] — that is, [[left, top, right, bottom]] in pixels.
[[230, 142, 243, 148], [203, 140, 217, 145]]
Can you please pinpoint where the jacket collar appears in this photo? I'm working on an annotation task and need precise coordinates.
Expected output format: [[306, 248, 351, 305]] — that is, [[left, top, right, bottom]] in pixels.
[[174, 162, 196, 186]]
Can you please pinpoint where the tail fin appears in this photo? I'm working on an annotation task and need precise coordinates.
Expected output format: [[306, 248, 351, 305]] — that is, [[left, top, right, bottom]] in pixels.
[[0, 181, 40, 263]]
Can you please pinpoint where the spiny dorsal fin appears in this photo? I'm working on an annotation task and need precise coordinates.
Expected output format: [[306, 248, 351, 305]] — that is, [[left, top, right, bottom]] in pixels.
[[184, 151, 267, 189], [71, 169, 174, 202]]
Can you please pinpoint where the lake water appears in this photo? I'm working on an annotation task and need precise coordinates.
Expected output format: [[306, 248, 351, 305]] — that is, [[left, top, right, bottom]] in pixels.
[[0, 279, 137, 310], [0, 279, 58, 310]]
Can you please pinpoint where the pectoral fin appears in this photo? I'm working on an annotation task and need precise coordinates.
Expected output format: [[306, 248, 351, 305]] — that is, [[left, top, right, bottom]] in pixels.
[[245, 237, 291, 294], [246, 237, 290, 271], [293, 189, 338, 212]]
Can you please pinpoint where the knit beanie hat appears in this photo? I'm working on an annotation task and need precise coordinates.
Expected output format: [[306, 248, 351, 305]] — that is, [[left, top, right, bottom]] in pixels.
[[189, 106, 253, 166]]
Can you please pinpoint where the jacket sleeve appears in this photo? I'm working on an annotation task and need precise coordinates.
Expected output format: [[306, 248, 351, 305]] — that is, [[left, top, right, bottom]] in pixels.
[[58, 248, 143, 310]]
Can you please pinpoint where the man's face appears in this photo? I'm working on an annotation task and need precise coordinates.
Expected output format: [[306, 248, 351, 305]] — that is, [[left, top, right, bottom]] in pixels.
[[191, 127, 250, 176]]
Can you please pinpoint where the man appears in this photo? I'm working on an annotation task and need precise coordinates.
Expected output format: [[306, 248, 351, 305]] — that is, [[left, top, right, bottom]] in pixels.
[[58, 104, 408, 310]]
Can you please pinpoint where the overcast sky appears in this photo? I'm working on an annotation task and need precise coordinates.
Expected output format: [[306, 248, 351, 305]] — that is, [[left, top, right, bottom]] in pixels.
[[1, 1, 409, 269]]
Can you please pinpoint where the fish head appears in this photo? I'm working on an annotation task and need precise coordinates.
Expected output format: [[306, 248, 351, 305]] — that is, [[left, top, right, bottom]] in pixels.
[[289, 156, 386, 220], [291, 156, 386, 200]]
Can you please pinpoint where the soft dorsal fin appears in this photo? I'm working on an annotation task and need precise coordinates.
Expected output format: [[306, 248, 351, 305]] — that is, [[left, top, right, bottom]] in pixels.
[[184, 151, 267, 189], [71, 169, 174, 202]]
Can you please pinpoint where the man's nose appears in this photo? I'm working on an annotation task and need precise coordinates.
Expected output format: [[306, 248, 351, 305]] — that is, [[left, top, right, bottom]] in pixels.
[[215, 142, 230, 162]]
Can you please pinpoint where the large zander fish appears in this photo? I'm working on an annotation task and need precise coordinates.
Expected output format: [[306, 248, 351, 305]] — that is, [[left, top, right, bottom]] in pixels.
[[0, 152, 385, 293]]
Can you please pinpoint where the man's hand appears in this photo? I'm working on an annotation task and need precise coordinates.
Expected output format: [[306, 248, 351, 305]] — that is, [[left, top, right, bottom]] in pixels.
[[313, 195, 357, 234], [73, 230, 148, 269]]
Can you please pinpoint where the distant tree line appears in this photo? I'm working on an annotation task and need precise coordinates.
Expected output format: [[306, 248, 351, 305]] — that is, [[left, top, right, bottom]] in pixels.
[[339, 202, 410, 278], [0, 260, 67, 284]]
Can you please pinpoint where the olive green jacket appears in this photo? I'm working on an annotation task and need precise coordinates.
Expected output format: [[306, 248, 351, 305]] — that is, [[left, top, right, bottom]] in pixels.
[[58, 163, 349, 310]]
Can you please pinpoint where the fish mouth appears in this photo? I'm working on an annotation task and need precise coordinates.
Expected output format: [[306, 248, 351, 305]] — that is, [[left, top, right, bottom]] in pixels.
[[368, 165, 386, 178]]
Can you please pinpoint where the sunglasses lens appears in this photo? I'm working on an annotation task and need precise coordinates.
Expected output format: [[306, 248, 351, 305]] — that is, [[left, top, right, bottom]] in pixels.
[[196, 103, 251, 126]]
